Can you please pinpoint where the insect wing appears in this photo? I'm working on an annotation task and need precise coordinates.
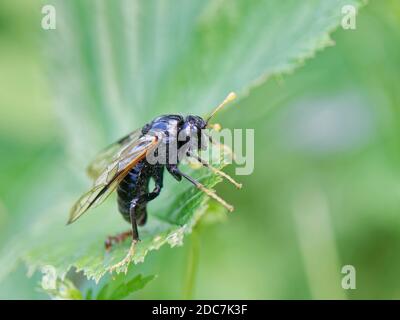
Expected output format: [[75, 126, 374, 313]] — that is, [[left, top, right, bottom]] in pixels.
[[68, 134, 159, 224], [87, 128, 142, 180]]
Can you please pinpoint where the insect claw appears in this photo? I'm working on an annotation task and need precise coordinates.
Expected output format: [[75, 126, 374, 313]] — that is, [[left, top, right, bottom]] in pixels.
[[107, 240, 138, 274]]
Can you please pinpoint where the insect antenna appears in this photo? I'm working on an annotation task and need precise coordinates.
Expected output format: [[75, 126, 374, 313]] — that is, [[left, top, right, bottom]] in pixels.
[[206, 92, 237, 125]]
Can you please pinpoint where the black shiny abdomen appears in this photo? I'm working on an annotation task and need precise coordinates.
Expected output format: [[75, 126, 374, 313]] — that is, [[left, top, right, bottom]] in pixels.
[[117, 160, 151, 225]]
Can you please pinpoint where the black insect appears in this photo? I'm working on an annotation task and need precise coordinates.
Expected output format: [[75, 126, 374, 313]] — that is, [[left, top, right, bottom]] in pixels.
[[68, 92, 241, 271]]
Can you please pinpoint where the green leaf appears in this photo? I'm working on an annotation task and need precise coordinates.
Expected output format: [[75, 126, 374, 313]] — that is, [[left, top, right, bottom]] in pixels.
[[85, 288, 93, 300], [40, 266, 83, 300], [0, 0, 363, 284], [0, 148, 229, 282], [94, 274, 156, 300], [44, 0, 363, 161]]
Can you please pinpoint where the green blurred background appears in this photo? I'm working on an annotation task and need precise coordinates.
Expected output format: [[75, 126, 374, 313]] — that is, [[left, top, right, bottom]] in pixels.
[[1, 0, 400, 299]]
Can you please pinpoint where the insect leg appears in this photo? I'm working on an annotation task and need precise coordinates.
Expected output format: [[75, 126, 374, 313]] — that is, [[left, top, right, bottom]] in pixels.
[[129, 198, 141, 241], [105, 230, 132, 251], [167, 164, 183, 181], [145, 166, 164, 201], [167, 164, 234, 212], [135, 168, 164, 226], [187, 152, 242, 189], [107, 197, 142, 273]]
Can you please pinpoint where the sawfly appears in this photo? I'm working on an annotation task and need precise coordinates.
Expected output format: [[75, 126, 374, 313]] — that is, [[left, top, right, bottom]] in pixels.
[[68, 92, 241, 271]]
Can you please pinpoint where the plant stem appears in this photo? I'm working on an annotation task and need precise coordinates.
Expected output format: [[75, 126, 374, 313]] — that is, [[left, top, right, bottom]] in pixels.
[[183, 229, 200, 299]]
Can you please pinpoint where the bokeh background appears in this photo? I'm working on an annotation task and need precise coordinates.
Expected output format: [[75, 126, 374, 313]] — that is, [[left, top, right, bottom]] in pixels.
[[1, 0, 400, 299]]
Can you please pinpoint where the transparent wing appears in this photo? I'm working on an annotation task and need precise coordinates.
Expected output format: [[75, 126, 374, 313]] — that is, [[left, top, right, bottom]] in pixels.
[[87, 128, 142, 180], [68, 134, 159, 224]]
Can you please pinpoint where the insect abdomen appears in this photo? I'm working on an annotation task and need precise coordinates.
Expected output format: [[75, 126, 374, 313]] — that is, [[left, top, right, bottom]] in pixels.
[[117, 161, 149, 225]]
